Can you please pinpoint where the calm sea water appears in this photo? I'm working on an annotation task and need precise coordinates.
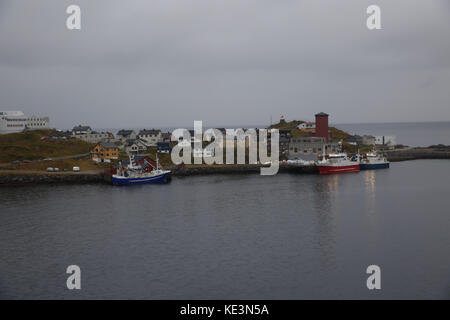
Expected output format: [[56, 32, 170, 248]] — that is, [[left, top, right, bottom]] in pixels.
[[1, 160, 449, 299], [334, 122, 450, 147]]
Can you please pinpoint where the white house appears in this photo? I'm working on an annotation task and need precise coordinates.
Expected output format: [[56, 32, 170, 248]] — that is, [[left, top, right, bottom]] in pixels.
[[297, 122, 315, 130], [125, 138, 148, 155], [138, 129, 162, 146]]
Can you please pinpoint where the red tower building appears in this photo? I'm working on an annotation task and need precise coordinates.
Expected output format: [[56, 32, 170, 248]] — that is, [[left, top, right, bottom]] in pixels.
[[314, 112, 329, 142]]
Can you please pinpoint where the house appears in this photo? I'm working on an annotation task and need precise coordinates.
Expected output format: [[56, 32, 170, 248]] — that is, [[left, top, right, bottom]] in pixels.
[[116, 130, 137, 143], [297, 122, 315, 130], [91, 142, 119, 163], [125, 138, 148, 155], [138, 129, 162, 146], [72, 125, 92, 135], [72, 125, 112, 143]]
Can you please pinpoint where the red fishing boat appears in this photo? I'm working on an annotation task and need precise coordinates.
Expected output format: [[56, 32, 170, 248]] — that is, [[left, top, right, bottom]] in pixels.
[[317, 153, 360, 175]]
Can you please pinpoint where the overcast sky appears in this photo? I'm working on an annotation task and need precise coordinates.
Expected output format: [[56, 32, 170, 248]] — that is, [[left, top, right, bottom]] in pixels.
[[0, 0, 449, 129]]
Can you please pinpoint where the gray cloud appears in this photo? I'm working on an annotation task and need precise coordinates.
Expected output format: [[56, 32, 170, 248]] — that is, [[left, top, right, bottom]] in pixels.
[[0, 0, 449, 129]]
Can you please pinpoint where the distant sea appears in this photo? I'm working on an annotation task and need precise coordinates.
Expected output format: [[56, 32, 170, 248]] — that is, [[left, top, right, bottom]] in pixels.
[[92, 121, 450, 148]]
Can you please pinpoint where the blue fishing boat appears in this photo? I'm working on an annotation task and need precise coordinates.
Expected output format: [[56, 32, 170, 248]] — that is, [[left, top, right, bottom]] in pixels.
[[112, 156, 171, 185], [358, 151, 389, 170]]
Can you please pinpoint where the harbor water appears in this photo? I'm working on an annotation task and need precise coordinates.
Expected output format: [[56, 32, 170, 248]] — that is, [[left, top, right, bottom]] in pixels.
[[0, 160, 449, 299]]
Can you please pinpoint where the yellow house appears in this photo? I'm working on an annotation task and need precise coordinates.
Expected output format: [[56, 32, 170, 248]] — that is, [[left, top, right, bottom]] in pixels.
[[92, 142, 119, 163]]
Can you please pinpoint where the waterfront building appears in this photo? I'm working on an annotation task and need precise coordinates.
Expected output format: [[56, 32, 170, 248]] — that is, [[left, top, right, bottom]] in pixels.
[[288, 136, 339, 159], [91, 142, 119, 163], [0, 111, 49, 134], [138, 129, 162, 146], [71, 125, 112, 143]]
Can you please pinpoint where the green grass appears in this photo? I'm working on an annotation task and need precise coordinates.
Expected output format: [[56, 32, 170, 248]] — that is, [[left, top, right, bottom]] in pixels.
[[0, 130, 94, 163], [329, 127, 350, 142]]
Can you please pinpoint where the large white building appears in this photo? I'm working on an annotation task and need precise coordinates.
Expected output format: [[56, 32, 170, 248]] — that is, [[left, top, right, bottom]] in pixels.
[[0, 111, 50, 134]]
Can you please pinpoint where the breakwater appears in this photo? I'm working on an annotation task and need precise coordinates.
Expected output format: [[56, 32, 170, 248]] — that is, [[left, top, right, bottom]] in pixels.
[[171, 164, 317, 176], [385, 148, 450, 162]]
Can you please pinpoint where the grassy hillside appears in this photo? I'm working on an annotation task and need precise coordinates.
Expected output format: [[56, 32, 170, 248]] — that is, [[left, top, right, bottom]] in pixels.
[[329, 127, 350, 142], [0, 130, 94, 163], [290, 128, 310, 137]]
